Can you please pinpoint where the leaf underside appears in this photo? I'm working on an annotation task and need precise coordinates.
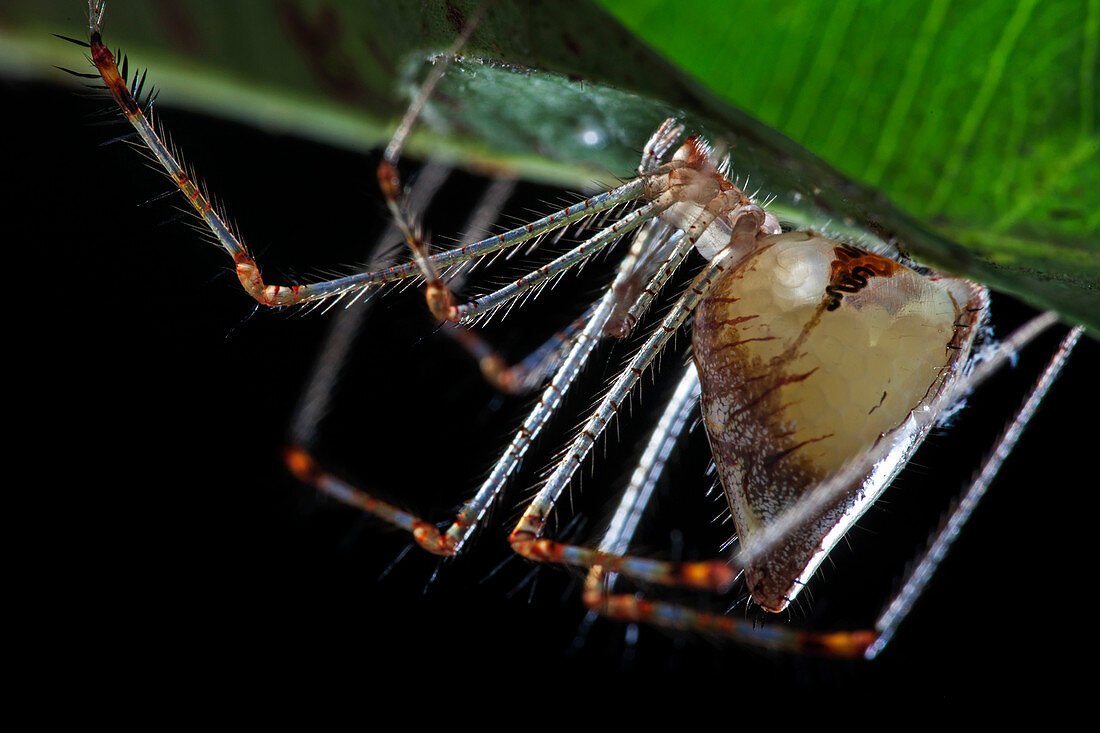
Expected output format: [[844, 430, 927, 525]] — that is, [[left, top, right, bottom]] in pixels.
[[4, 0, 1096, 331]]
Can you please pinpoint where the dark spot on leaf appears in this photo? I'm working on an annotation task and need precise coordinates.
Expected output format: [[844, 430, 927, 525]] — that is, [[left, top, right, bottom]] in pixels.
[[446, 2, 466, 35], [277, 1, 367, 103], [562, 32, 582, 58]]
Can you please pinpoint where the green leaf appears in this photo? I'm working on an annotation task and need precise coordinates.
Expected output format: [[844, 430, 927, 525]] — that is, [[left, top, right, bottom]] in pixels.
[[2, 0, 1096, 329]]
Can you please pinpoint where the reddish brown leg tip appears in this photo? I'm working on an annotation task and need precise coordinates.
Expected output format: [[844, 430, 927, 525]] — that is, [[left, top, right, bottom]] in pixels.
[[807, 630, 877, 659], [282, 445, 319, 483]]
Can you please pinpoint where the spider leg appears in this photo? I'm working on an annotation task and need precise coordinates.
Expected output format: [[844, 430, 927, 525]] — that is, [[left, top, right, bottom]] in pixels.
[[865, 322, 1084, 658], [285, 213, 677, 555], [584, 580, 875, 657], [288, 160, 455, 446], [590, 318, 1081, 658], [444, 307, 593, 395], [572, 362, 851, 656], [583, 361, 702, 599], [638, 118, 685, 175], [418, 174, 576, 395], [506, 199, 768, 581], [448, 198, 672, 323], [508, 229, 749, 587], [739, 310, 1062, 569], [373, 0, 498, 321], [84, 3, 648, 309]]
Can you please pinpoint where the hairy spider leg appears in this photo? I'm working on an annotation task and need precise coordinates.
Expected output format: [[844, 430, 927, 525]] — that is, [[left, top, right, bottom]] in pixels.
[[430, 174, 585, 395], [372, 0, 492, 322], [736, 310, 1061, 570], [508, 225, 758, 589], [573, 314, 1076, 657], [582, 362, 702, 599], [505, 169, 774, 577], [286, 217, 688, 555], [83, 1, 687, 557], [288, 159, 456, 448], [83, 2, 649, 312], [864, 321, 1083, 659], [574, 362, 871, 655], [449, 199, 673, 323], [286, 163, 604, 530], [280, 177, 690, 553]]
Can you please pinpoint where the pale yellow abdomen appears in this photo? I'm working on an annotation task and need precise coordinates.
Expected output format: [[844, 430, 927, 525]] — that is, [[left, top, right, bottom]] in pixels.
[[693, 231, 985, 611]]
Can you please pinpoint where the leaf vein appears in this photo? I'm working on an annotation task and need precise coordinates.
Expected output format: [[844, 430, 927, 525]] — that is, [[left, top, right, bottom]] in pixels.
[[928, 0, 1039, 213]]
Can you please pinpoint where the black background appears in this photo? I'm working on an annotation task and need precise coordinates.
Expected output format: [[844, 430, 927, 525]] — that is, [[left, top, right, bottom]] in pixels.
[[10, 65, 1096, 707]]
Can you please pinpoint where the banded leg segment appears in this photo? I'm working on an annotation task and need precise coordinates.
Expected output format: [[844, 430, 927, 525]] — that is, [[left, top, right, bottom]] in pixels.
[[506, 205, 771, 584], [737, 310, 1062, 572], [572, 363, 871, 656], [422, 220, 691, 555], [865, 322, 1084, 658], [282, 215, 679, 555], [373, 0, 492, 320], [284, 166, 619, 545], [588, 321, 1082, 657], [508, 236, 749, 587], [288, 160, 455, 447], [587, 594, 876, 657], [449, 198, 672, 323], [445, 308, 592, 395], [85, 2, 648, 310]]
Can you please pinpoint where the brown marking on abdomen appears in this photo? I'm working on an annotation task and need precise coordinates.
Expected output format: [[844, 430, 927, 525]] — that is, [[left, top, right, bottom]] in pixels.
[[763, 433, 835, 468], [825, 244, 901, 311], [727, 367, 819, 420]]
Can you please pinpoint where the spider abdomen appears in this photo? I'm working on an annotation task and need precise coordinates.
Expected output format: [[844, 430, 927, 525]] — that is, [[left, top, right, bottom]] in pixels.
[[692, 231, 986, 611]]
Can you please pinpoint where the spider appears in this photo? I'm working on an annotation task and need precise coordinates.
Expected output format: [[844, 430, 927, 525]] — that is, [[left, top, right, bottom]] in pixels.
[[71, 0, 1084, 661]]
